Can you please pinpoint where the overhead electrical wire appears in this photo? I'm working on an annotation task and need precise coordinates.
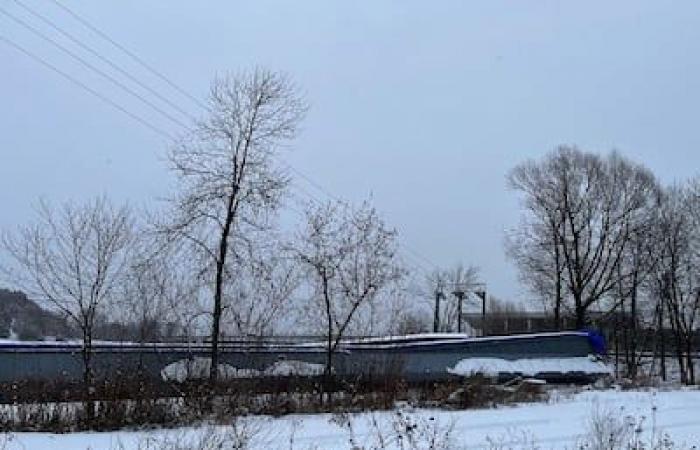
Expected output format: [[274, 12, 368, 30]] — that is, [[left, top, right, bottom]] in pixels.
[[40, 2, 441, 274], [3, 1, 440, 279], [0, 5, 189, 129], [12, 0, 198, 123], [50, 0, 209, 110], [0, 34, 173, 140]]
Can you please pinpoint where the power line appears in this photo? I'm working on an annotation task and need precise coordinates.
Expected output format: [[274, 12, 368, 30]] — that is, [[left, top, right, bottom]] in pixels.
[[42, 1, 442, 274], [0, 34, 173, 140], [12, 0, 198, 123], [286, 189, 434, 278], [2, 6, 435, 281], [288, 179, 329, 208], [283, 189, 431, 281], [50, 0, 209, 110], [402, 246, 438, 273], [280, 160, 346, 205], [9, 1, 441, 278], [284, 164, 437, 275], [0, 5, 189, 129]]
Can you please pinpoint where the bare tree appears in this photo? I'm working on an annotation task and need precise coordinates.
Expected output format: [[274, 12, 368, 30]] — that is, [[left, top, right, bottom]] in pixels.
[[118, 248, 169, 344], [612, 201, 660, 379], [221, 239, 299, 337], [293, 200, 402, 391], [353, 276, 418, 336], [1, 196, 133, 422], [653, 183, 700, 384], [507, 158, 566, 329], [159, 68, 306, 383], [116, 239, 201, 343], [508, 147, 658, 328]]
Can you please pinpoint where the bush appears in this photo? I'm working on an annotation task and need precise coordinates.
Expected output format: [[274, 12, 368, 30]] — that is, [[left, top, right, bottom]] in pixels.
[[444, 375, 546, 409], [332, 409, 455, 450], [576, 403, 683, 450]]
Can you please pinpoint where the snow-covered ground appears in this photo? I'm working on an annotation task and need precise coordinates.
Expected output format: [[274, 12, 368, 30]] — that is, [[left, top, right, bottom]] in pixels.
[[4, 388, 700, 449]]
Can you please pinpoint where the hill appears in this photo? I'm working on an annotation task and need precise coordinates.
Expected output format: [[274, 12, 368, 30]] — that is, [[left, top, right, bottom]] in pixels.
[[0, 288, 74, 340]]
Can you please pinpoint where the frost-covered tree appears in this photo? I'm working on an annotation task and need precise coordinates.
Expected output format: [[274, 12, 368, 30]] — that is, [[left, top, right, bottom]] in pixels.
[[159, 68, 306, 383], [508, 147, 658, 328], [293, 200, 403, 385], [2, 196, 134, 422]]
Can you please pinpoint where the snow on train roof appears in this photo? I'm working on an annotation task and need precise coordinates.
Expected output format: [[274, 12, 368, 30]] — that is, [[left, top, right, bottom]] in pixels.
[[0, 331, 592, 352], [296, 331, 591, 350], [0, 338, 328, 353]]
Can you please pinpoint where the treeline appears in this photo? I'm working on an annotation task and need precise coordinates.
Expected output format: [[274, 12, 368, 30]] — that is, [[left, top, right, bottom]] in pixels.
[[507, 146, 700, 384], [1, 69, 458, 418]]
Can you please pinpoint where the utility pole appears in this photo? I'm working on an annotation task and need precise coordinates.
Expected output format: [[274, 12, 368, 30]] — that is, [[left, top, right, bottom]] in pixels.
[[660, 272, 670, 381], [452, 284, 467, 333], [474, 289, 487, 336], [433, 289, 445, 333]]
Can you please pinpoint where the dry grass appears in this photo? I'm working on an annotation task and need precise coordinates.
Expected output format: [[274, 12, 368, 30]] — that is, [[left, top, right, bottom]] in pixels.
[[0, 375, 550, 433]]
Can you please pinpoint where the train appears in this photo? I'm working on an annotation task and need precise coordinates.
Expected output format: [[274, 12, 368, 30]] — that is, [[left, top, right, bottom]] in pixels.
[[0, 330, 610, 384]]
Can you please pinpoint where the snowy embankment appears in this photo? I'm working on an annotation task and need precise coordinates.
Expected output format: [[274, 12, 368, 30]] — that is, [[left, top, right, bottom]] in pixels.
[[6, 388, 700, 449]]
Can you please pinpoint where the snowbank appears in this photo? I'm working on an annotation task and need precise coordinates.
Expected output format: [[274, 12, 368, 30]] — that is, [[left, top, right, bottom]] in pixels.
[[160, 357, 261, 382], [447, 355, 612, 377], [264, 360, 325, 376], [161, 358, 326, 382]]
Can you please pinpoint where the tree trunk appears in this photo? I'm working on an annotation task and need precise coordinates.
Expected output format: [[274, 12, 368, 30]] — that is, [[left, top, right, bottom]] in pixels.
[[675, 341, 686, 384], [621, 299, 631, 378], [553, 226, 562, 331], [659, 302, 666, 381], [614, 326, 620, 378], [686, 338, 695, 385], [629, 281, 639, 379], [323, 343, 333, 406], [574, 295, 586, 329], [668, 306, 686, 384], [210, 267, 223, 385], [210, 195, 236, 385], [322, 274, 333, 405], [81, 329, 95, 425]]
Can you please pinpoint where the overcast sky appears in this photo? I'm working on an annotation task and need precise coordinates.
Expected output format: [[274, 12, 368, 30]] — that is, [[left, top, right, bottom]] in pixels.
[[2, 1, 700, 305]]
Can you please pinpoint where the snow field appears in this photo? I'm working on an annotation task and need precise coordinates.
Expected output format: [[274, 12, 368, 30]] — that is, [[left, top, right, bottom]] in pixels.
[[5, 388, 700, 449]]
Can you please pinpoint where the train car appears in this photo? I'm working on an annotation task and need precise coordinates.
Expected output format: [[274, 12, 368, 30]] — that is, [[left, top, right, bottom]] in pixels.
[[0, 330, 610, 385]]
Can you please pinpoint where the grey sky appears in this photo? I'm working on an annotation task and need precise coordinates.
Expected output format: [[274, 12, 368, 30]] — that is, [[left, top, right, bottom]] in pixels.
[[2, 1, 700, 305]]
